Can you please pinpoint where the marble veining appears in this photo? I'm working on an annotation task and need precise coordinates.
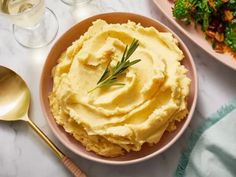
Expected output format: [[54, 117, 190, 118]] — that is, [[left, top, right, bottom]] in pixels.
[[0, 0, 236, 177]]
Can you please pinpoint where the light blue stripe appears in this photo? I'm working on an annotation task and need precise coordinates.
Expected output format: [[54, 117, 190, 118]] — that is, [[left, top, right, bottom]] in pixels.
[[175, 98, 236, 177]]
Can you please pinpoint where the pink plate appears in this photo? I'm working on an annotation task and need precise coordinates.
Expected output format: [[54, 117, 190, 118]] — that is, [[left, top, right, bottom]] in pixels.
[[40, 12, 198, 165], [152, 0, 236, 70]]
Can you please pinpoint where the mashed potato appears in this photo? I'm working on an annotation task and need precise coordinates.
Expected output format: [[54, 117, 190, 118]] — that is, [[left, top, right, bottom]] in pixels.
[[49, 19, 191, 157]]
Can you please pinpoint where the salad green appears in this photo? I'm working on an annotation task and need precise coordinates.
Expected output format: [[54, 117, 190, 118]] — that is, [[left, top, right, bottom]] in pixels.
[[172, 0, 236, 55]]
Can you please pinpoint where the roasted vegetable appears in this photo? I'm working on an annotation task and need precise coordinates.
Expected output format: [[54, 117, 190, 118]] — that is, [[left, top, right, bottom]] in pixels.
[[173, 0, 213, 30], [172, 0, 193, 21], [172, 0, 236, 55]]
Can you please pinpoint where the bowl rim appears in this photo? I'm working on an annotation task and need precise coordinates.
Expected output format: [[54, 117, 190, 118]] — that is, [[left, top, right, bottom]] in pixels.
[[40, 12, 198, 165]]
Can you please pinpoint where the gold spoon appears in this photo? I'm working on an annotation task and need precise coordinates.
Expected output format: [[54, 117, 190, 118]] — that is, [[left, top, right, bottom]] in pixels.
[[0, 66, 87, 177]]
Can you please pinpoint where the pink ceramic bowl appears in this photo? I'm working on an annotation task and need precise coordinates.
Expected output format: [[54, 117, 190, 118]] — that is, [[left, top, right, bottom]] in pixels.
[[40, 12, 198, 165]]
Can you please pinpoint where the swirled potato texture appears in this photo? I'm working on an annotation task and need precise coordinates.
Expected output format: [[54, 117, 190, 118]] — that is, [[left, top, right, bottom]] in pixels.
[[49, 20, 191, 157]]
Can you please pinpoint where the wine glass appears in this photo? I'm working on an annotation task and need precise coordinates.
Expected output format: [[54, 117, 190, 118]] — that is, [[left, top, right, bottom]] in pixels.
[[61, 0, 90, 6], [64, 0, 100, 22], [0, 0, 59, 48]]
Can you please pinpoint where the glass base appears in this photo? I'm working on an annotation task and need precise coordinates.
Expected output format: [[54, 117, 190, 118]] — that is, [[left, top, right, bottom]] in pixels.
[[71, 2, 100, 22], [61, 0, 90, 5], [13, 8, 59, 49]]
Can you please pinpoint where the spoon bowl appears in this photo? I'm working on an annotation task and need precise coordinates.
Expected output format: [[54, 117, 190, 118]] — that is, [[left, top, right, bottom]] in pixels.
[[0, 66, 86, 177], [0, 66, 30, 121]]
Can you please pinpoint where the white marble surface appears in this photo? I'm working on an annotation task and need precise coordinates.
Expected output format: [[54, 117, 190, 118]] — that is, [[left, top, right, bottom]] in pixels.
[[0, 0, 236, 177]]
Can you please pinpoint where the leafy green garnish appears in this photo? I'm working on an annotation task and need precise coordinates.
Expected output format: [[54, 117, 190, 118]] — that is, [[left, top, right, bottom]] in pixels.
[[194, 0, 213, 31], [172, 0, 236, 52], [88, 39, 141, 93], [225, 23, 236, 51], [172, 0, 213, 31], [215, 0, 223, 9], [227, 0, 236, 10], [172, 0, 196, 22]]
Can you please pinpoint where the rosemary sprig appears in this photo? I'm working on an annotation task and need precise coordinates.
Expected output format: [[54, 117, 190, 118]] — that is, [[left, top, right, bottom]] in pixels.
[[88, 39, 141, 93]]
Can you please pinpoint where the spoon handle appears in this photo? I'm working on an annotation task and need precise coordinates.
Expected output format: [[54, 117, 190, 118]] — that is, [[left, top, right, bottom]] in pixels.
[[27, 119, 87, 177], [62, 156, 87, 177]]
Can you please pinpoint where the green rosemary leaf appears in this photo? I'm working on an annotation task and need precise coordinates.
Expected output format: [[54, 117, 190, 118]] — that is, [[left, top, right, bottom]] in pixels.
[[128, 59, 141, 66], [97, 66, 110, 84], [121, 45, 128, 62], [88, 38, 141, 93], [126, 39, 139, 59]]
